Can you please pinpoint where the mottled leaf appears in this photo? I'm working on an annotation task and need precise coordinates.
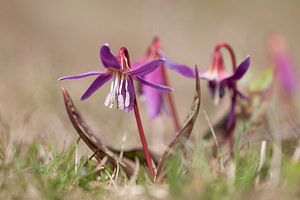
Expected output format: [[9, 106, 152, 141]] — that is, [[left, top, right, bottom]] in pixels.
[[121, 148, 160, 165], [156, 66, 201, 179], [62, 88, 134, 176]]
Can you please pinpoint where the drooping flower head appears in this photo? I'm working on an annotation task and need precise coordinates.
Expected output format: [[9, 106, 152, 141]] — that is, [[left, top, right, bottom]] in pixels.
[[199, 47, 250, 105], [199, 43, 250, 134], [59, 44, 173, 113], [132, 37, 195, 119], [268, 33, 298, 94]]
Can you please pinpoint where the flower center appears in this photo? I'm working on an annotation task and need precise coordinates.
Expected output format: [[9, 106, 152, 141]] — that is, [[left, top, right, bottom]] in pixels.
[[104, 71, 130, 110], [209, 81, 226, 105]]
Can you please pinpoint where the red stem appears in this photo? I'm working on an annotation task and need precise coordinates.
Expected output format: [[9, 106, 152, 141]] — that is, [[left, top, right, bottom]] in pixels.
[[133, 96, 155, 179], [161, 65, 181, 132], [215, 43, 237, 158], [215, 43, 236, 72], [119, 47, 155, 177]]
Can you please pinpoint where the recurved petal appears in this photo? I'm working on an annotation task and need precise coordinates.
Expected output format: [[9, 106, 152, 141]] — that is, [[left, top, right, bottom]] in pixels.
[[100, 44, 122, 70], [223, 56, 250, 82], [159, 51, 195, 78], [81, 73, 113, 100], [126, 58, 165, 76], [165, 59, 196, 78], [132, 76, 173, 92], [58, 71, 105, 81]]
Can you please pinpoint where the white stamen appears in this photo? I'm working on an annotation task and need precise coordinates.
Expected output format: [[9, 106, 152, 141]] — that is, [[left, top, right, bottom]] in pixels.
[[214, 83, 220, 105], [104, 77, 115, 107], [125, 77, 130, 107], [117, 74, 125, 110], [119, 74, 124, 94], [108, 73, 115, 108], [118, 95, 124, 110], [104, 71, 130, 111], [125, 92, 130, 107], [104, 93, 111, 107], [109, 72, 119, 108]]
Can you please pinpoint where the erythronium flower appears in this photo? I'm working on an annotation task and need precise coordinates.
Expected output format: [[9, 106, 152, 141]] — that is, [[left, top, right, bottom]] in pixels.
[[132, 37, 195, 123], [59, 44, 173, 113], [199, 43, 250, 158], [268, 33, 297, 94], [59, 44, 172, 178], [199, 50, 250, 105]]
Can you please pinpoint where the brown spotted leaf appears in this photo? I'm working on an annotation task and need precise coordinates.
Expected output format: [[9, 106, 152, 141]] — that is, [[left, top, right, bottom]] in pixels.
[[62, 88, 134, 176], [156, 67, 201, 179]]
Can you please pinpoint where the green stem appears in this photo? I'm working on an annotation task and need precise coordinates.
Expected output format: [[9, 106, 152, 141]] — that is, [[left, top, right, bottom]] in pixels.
[[215, 43, 237, 159]]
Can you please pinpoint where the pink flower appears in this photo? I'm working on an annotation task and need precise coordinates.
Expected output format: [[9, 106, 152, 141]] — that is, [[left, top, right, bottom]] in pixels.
[[132, 37, 195, 119], [268, 33, 297, 94], [199, 50, 250, 105], [59, 44, 173, 113]]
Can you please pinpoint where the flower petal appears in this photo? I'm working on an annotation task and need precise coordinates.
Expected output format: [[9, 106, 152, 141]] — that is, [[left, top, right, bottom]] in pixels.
[[275, 55, 297, 93], [131, 55, 149, 70], [81, 73, 112, 100], [223, 56, 250, 82], [125, 58, 165, 76], [132, 76, 173, 92], [159, 51, 195, 78], [198, 71, 214, 81], [145, 87, 164, 119], [143, 66, 165, 119], [100, 44, 122, 70], [58, 71, 105, 81]]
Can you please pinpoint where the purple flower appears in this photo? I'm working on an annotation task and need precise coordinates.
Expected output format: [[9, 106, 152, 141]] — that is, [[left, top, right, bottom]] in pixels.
[[199, 50, 250, 105], [132, 37, 195, 119], [59, 44, 173, 113]]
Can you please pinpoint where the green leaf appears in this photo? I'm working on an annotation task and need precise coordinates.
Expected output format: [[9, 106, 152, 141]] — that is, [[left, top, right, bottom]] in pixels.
[[249, 67, 274, 92], [247, 67, 275, 126]]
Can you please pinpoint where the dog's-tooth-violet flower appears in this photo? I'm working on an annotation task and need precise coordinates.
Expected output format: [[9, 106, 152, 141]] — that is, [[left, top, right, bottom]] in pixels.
[[268, 33, 298, 94], [199, 50, 250, 105], [132, 37, 195, 120], [59, 44, 173, 113], [200, 43, 250, 158]]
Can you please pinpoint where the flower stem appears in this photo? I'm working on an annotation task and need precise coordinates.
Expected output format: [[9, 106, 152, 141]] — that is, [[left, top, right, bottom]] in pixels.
[[215, 43, 236, 72], [215, 43, 237, 159], [161, 65, 181, 132], [121, 47, 155, 178], [133, 97, 155, 179]]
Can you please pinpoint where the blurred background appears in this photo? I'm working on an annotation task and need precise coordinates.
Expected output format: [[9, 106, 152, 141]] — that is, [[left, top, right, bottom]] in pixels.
[[0, 0, 299, 154]]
